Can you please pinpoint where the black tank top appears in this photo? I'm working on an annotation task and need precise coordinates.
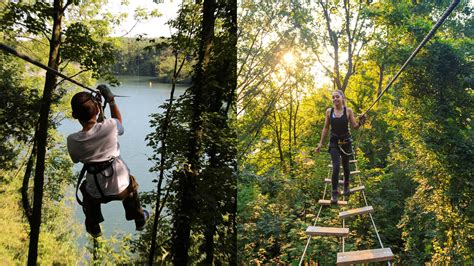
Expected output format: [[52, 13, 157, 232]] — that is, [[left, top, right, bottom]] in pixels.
[[330, 107, 349, 137]]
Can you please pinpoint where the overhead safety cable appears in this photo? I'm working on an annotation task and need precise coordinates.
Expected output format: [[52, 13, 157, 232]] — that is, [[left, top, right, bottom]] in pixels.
[[361, 0, 460, 117]]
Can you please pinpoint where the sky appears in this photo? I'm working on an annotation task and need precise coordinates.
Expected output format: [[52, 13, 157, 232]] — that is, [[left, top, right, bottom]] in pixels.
[[106, 0, 181, 38]]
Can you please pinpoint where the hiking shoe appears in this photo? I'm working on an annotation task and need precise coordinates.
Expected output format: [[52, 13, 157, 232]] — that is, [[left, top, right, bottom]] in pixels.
[[135, 210, 150, 231], [343, 182, 351, 197], [331, 190, 338, 204], [86, 223, 102, 238]]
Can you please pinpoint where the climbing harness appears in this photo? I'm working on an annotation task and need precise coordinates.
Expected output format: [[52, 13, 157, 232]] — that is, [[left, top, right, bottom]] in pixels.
[[330, 134, 353, 156], [1, 43, 134, 201], [337, 139, 352, 156], [75, 158, 116, 205]]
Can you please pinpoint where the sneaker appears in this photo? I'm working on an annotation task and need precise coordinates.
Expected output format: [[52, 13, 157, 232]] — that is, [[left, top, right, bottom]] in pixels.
[[331, 190, 338, 204], [135, 210, 150, 231], [86, 223, 102, 238], [343, 182, 351, 197]]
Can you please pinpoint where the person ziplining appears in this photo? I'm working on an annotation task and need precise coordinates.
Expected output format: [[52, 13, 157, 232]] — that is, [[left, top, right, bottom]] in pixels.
[[0, 43, 149, 238], [67, 86, 149, 237]]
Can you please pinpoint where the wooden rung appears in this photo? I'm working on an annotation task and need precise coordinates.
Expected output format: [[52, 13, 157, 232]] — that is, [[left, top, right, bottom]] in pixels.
[[318, 199, 347, 205], [324, 169, 361, 176], [349, 185, 365, 193], [324, 178, 344, 184], [324, 179, 362, 186], [327, 160, 357, 167], [306, 226, 349, 237], [339, 186, 365, 195], [339, 206, 374, 219], [337, 248, 394, 265]]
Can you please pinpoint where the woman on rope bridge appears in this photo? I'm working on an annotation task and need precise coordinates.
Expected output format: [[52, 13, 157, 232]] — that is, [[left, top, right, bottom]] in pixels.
[[67, 85, 149, 238], [315, 90, 366, 204]]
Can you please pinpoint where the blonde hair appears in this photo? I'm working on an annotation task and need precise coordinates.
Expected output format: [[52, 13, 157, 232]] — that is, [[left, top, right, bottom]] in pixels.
[[333, 90, 346, 106]]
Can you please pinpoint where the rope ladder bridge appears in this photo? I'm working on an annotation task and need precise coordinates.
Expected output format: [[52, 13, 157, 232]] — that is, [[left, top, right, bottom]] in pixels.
[[300, 155, 393, 265], [298, 1, 460, 264]]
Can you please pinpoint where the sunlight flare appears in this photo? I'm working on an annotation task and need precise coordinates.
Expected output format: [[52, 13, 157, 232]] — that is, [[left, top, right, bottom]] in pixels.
[[283, 51, 295, 64]]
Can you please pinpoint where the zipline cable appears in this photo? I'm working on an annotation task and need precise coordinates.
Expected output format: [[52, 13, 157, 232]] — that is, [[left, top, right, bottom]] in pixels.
[[1, 42, 130, 121], [361, 0, 460, 117], [0, 43, 97, 92]]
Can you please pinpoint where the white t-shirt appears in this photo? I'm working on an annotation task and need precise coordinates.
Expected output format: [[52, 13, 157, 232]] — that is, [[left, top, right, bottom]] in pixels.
[[67, 118, 130, 198]]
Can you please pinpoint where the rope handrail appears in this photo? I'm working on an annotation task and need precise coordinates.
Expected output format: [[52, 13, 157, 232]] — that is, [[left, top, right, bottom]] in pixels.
[[298, 171, 330, 266], [361, 0, 460, 117]]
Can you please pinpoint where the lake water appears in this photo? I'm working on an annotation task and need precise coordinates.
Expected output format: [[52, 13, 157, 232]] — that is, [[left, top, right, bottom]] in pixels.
[[58, 76, 187, 244]]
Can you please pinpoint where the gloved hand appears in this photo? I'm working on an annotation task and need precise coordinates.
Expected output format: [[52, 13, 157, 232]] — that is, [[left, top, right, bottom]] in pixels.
[[97, 84, 114, 103], [358, 114, 367, 126]]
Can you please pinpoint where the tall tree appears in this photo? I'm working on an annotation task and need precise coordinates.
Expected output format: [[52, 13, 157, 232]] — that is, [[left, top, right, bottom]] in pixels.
[[145, 0, 237, 263], [25, 2, 66, 263], [145, 3, 199, 264], [170, 0, 217, 261]]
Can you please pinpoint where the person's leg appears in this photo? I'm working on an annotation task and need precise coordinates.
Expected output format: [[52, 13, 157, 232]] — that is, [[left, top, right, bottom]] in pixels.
[[329, 147, 341, 203], [118, 175, 147, 229], [80, 182, 104, 237], [341, 151, 351, 196]]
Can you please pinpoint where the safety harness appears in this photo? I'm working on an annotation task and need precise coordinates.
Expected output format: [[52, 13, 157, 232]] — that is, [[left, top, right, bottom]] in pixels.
[[330, 133, 353, 156], [75, 158, 115, 206]]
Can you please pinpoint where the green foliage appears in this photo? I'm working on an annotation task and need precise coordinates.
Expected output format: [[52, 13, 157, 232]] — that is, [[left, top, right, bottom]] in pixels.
[[0, 1, 52, 36], [110, 37, 193, 83], [86, 234, 136, 264], [111, 38, 162, 77], [0, 54, 40, 172], [1, 0, 139, 264], [143, 1, 237, 263], [129, 215, 173, 263], [0, 51, 80, 263], [392, 39, 473, 263], [0, 147, 80, 264], [62, 22, 119, 85], [237, 0, 472, 264], [1, 0, 120, 86]]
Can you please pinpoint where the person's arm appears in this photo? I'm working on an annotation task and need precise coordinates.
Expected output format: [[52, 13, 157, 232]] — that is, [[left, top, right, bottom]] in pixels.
[[66, 136, 80, 163], [98, 84, 123, 125], [316, 108, 331, 153], [348, 108, 365, 129], [108, 100, 122, 125]]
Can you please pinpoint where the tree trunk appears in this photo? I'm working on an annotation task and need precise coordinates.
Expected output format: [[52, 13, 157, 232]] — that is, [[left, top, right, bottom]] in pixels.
[[172, 0, 216, 264], [172, 170, 193, 265], [272, 112, 285, 171], [27, 1, 63, 264], [204, 221, 216, 264], [148, 47, 185, 266], [319, 0, 367, 93], [377, 63, 385, 96]]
